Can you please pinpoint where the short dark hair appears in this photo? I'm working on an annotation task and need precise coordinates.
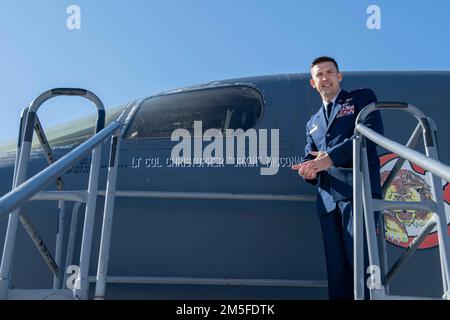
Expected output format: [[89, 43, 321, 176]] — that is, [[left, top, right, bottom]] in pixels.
[[311, 56, 339, 72]]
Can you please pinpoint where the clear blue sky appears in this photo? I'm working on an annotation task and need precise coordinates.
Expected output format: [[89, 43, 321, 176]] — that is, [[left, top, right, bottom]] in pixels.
[[0, 0, 449, 143]]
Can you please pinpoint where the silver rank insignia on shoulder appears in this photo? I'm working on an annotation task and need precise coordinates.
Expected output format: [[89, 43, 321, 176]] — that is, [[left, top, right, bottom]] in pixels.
[[310, 124, 318, 134]]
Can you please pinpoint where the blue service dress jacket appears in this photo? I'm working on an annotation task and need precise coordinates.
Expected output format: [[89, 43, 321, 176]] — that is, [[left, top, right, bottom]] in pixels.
[[302, 89, 384, 214]]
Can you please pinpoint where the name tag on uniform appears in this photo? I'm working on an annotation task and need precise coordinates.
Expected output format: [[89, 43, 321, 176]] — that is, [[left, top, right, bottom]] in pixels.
[[310, 124, 318, 134], [336, 105, 355, 118]]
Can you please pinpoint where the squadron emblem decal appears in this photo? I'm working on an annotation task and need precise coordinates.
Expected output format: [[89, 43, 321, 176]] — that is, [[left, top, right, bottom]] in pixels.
[[379, 153, 450, 249]]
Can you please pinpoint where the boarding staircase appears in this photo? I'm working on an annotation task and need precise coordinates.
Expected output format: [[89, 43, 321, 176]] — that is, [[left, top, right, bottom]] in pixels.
[[0, 88, 124, 299], [353, 102, 450, 300], [0, 90, 449, 300]]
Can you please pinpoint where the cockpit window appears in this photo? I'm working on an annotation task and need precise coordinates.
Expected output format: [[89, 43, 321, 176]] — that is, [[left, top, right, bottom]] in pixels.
[[125, 86, 263, 139]]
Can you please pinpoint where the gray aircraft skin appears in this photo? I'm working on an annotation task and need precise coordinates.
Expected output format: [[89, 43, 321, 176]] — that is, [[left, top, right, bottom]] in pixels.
[[0, 71, 449, 299]]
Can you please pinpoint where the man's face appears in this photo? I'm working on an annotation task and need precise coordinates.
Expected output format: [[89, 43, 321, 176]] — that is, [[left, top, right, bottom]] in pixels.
[[310, 61, 343, 101]]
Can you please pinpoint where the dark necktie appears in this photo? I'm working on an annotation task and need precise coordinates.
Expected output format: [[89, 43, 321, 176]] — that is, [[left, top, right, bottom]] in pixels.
[[325, 101, 333, 122]]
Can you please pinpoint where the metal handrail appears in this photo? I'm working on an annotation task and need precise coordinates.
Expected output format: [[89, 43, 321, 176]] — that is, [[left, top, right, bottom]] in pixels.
[[356, 124, 450, 182], [26, 88, 105, 134], [353, 101, 450, 300], [0, 121, 120, 218]]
